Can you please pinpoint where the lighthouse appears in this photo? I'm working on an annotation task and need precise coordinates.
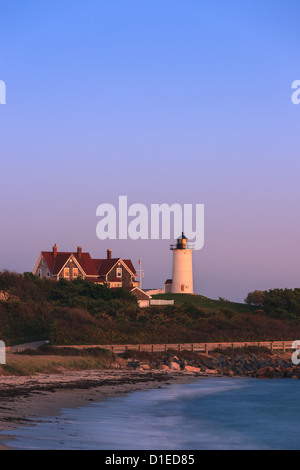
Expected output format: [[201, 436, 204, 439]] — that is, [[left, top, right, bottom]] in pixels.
[[170, 233, 194, 294]]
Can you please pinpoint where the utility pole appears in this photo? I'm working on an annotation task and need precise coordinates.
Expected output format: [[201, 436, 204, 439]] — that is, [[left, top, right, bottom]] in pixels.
[[138, 258, 145, 290]]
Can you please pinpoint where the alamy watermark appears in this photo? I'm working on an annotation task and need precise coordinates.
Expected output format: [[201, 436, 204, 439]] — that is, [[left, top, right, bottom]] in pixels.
[[0, 80, 6, 104], [291, 80, 300, 105], [291, 341, 300, 365], [0, 341, 6, 365], [96, 196, 204, 250]]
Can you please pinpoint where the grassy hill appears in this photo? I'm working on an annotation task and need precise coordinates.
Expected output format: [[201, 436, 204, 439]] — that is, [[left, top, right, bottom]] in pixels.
[[151, 293, 257, 315], [1, 271, 300, 346]]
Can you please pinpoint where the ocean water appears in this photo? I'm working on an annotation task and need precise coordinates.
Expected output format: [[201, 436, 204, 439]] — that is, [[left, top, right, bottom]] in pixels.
[[1, 377, 300, 450]]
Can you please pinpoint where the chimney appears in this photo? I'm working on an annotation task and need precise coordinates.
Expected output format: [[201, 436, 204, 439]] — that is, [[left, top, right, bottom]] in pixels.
[[107, 249, 112, 260], [53, 244, 57, 259], [77, 246, 82, 259]]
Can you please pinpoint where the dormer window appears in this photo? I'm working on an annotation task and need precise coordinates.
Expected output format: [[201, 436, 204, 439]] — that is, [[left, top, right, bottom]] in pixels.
[[73, 268, 78, 278], [64, 268, 70, 278], [116, 268, 122, 278]]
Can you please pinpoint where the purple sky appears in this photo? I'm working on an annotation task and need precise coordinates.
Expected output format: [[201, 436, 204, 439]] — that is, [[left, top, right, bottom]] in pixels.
[[1, 1, 300, 302]]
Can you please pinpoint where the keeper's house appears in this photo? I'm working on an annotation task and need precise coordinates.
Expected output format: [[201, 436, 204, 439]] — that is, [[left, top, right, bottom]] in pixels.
[[33, 244, 151, 306]]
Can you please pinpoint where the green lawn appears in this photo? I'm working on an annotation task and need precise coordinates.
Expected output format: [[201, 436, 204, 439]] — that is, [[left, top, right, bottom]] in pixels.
[[151, 293, 257, 314]]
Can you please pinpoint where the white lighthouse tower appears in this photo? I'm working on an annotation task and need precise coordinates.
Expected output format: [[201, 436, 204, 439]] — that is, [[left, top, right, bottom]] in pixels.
[[170, 233, 194, 294]]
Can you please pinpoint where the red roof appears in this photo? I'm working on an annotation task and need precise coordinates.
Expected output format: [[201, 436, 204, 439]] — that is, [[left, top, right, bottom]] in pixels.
[[41, 248, 137, 280], [94, 258, 137, 277], [42, 251, 99, 276], [123, 260, 137, 276]]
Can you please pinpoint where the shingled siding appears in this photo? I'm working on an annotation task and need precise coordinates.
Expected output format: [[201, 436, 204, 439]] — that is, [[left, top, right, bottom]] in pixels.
[[107, 263, 133, 288], [132, 289, 150, 300], [36, 256, 50, 278], [57, 258, 84, 280]]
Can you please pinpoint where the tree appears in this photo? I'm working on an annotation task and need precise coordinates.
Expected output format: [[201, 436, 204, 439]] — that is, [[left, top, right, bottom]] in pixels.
[[245, 290, 264, 306]]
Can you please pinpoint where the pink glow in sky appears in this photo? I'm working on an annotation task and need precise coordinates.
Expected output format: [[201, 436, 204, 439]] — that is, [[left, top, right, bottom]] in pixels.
[[1, 1, 300, 302]]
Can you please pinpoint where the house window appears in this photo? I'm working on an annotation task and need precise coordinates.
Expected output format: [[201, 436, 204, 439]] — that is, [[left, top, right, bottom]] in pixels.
[[116, 268, 122, 278], [73, 268, 78, 279], [47, 269, 50, 278], [38, 269, 41, 278], [64, 268, 70, 278]]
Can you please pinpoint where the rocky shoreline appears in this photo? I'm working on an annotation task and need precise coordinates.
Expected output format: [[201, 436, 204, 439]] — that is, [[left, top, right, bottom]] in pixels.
[[0, 346, 298, 449], [123, 346, 300, 379]]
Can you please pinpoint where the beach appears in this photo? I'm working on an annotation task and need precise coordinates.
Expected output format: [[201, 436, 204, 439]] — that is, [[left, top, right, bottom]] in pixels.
[[1, 373, 299, 450], [0, 368, 201, 450], [0, 346, 298, 450]]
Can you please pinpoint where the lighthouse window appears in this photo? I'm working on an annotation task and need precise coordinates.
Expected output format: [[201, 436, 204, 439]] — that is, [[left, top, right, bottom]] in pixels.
[[181, 284, 185, 292]]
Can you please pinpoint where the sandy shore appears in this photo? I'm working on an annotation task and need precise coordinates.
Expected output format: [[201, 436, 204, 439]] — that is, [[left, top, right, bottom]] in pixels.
[[0, 369, 202, 450]]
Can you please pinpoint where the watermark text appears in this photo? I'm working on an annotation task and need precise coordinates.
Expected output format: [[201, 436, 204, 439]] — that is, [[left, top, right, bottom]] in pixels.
[[0, 341, 6, 365], [0, 80, 6, 104], [96, 196, 204, 250], [292, 80, 300, 105], [291, 340, 300, 365]]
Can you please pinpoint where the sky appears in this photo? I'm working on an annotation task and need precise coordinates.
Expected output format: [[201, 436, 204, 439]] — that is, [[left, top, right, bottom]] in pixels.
[[0, 0, 299, 302]]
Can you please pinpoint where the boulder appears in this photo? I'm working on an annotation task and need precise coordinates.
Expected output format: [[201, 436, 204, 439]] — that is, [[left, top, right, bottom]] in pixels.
[[184, 365, 201, 373], [158, 364, 170, 370], [127, 360, 139, 369], [139, 363, 151, 371], [205, 369, 218, 375], [222, 367, 235, 377], [256, 367, 276, 379], [169, 361, 181, 371], [284, 367, 295, 378], [170, 356, 180, 364]]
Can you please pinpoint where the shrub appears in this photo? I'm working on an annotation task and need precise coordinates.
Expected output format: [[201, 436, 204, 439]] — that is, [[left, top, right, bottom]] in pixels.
[[245, 290, 264, 306]]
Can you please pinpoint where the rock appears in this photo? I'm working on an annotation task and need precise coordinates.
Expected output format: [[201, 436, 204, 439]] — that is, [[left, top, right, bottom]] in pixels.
[[169, 361, 181, 371], [218, 356, 226, 364], [158, 364, 170, 370], [170, 356, 180, 363], [202, 360, 214, 369], [184, 365, 201, 372], [210, 358, 219, 365], [127, 360, 139, 369], [256, 367, 276, 379], [205, 369, 218, 374], [139, 363, 150, 370], [222, 367, 235, 377], [284, 367, 295, 378], [111, 362, 123, 369]]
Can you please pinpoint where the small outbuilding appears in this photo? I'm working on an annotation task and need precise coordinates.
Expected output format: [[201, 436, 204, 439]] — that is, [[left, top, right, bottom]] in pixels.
[[129, 287, 152, 308]]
